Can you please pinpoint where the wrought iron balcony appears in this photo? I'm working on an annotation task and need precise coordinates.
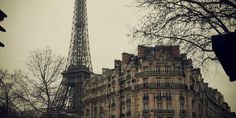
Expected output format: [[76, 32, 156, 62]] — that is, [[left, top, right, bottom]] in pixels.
[[121, 101, 125, 105], [142, 96, 149, 101], [142, 109, 150, 114], [155, 96, 163, 101], [165, 96, 172, 101], [134, 83, 187, 90], [155, 109, 174, 114], [119, 86, 131, 93], [136, 71, 182, 77]]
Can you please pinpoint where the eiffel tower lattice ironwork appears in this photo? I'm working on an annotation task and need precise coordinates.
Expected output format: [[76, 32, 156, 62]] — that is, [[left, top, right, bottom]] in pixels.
[[52, 0, 92, 117]]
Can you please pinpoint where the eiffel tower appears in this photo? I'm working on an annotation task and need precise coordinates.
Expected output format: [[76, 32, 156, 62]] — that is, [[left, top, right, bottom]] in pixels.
[[52, 0, 92, 117]]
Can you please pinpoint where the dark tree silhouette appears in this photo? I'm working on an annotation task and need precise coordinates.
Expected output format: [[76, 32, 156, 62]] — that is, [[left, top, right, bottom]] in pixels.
[[0, 69, 28, 118], [131, 0, 236, 64], [25, 48, 65, 118]]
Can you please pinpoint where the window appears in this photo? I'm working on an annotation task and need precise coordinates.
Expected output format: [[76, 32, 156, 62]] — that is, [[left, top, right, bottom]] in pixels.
[[121, 82, 125, 87], [156, 79, 160, 86], [127, 81, 131, 87], [179, 91, 183, 96], [143, 103, 149, 110], [127, 104, 131, 111], [155, 66, 160, 73], [166, 78, 171, 86], [179, 91, 184, 100], [127, 94, 131, 104], [111, 98, 115, 103], [121, 96, 125, 106], [165, 66, 170, 74], [166, 90, 171, 97], [143, 92, 149, 100], [112, 106, 115, 111], [144, 66, 149, 72], [100, 107, 104, 113], [143, 78, 148, 84], [178, 77, 182, 83], [167, 103, 172, 110], [156, 90, 162, 100], [176, 65, 180, 72], [144, 92, 148, 97], [157, 91, 161, 96], [112, 87, 115, 92], [127, 93, 131, 98], [157, 103, 162, 110], [180, 102, 185, 110], [166, 90, 171, 100], [160, 56, 163, 62], [122, 105, 125, 112]]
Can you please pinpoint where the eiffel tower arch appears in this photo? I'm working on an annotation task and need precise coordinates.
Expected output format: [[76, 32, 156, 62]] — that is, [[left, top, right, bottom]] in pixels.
[[52, 0, 92, 117]]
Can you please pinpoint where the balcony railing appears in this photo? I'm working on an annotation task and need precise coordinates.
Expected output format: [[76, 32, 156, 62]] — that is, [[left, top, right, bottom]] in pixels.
[[143, 109, 150, 113], [136, 71, 182, 77], [155, 96, 163, 101], [155, 109, 175, 114], [119, 86, 131, 93], [165, 96, 172, 101], [134, 83, 187, 90], [142, 96, 149, 101], [155, 96, 172, 101]]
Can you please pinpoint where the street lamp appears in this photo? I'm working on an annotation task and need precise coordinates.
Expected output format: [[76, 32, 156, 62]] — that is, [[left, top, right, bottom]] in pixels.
[[0, 9, 7, 47], [212, 32, 236, 81]]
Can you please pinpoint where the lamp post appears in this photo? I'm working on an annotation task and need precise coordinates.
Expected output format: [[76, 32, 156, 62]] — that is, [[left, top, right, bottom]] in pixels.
[[0, 10, 7, 47]]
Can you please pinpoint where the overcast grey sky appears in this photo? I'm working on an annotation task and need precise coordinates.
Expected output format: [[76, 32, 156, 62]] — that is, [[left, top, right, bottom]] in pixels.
[[0, 0, 235, 112]]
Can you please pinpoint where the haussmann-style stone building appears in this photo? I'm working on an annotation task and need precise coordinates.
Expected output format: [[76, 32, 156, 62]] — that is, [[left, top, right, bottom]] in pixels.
[[81, 45, 236, 118]]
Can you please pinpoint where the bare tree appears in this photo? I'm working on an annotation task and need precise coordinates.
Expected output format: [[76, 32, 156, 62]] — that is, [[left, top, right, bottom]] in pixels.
[[25, 48, 65, 118], [131, 0, 236, 65], [0, 69, 28, 118]]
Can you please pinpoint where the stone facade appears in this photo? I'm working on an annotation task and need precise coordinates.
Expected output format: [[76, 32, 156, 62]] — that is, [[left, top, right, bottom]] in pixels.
[[82, 45, 235, 118]]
